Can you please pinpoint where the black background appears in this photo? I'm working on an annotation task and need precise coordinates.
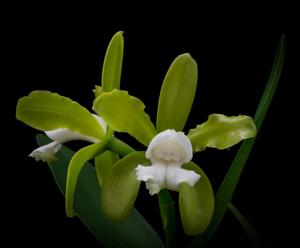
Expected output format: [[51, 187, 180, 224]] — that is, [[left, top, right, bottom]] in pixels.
[[5, 3, 297, 247]]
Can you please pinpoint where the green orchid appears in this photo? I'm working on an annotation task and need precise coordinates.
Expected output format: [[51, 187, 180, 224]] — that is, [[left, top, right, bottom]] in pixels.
[[93, 53, 256, 235], [16, 30, 284, 247]]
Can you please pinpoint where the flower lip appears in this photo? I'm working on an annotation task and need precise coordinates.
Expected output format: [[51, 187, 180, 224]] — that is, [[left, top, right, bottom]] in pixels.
[[146, 129, 193, 163]]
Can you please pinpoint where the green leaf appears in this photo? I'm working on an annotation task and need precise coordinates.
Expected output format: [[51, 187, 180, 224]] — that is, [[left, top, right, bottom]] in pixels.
[[102, 151, 148, 221], [16, 91, 104, 139], [188, 35, 285, 247], [179, 162, 214, 236], [66, 141, 106, 217], [102, 31, 124, 92], [157, 53, 197, 132], [188, 114, 256, 152], [158, 189, 176, 248], [228, 203, 266, 247], [37, 135, 164, 248], [93, 90, 156, 146], [95, 150, 119, 187]]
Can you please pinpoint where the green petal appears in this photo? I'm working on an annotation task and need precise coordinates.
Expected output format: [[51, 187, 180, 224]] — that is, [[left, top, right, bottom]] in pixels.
[[102, 151, 148, 221], [157, 53, 197, 132], [188, 114, 256, 152], [95, 150, 119, 187], [16, 91, 104, 139], [66, 142, 105, 217], [179, 162, 214, 236], [93, 90, 156, 146], [102, 31, 124, 92]]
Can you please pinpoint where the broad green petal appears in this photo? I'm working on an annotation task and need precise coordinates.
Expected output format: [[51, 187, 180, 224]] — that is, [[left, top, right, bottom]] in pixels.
[[16, 91, 104, 139], [102, 31, 124, 92], [101, 151, 148, 221], [37, 135, 164, 248], [157, 53, 197, 132], [93, 90, 156, 146], [179, 162, 214, 236], [188, 114, 256, 152], [66, 142, 105, 217], [95, 150, 119, 187]]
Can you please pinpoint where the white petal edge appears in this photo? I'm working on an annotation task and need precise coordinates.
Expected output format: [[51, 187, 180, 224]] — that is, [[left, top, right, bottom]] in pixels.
[[29, 141, 62, 162], [166, 165, 200, 191], [45, 114, 106, 143], [136, 163, 166, 195], [135, 163, 200, 195]]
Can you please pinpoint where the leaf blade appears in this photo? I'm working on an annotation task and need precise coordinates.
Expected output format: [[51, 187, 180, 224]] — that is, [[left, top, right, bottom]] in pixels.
[[228, 203, 266, 247]]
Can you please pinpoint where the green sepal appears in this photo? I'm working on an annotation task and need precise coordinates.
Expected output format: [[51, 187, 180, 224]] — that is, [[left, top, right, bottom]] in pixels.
[[179, 162, 214, 236], [66, 141, 106, 217], [157, 53, 197, 132], [95, 150, 119, 187], [16, 91, 104, 139], [93, 90, 156, 146], [101, 151, 148, 221], [188, 114, 256, 152], [102, 31, 124, 92]]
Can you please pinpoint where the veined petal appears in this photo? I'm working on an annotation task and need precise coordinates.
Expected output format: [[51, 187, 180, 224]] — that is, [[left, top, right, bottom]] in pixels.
[[188, 114, 256, 152], [45, 114, 106, 144], [136, 163, 166, 195], [146, 129, 193, 163], [29, 141, 61, 162]]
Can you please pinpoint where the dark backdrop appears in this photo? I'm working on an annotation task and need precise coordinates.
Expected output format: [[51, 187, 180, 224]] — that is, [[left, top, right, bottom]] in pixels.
[[5, 4, 296, 247]]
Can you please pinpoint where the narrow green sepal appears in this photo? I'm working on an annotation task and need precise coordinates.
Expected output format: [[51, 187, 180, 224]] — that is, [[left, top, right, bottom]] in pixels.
[[179, 162, 214, 236], [157, 53, 197, 132], [66, 141, 106, 217], [102, 31, 124, 92], [101, 151, 148, 221]]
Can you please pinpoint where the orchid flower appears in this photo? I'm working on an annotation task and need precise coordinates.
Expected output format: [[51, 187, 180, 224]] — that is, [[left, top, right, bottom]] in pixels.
[[16, 30, 284, 247], [93, 54, 257, 235]]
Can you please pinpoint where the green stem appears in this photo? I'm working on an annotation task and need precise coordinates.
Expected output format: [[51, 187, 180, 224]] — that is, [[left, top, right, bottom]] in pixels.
[[106, 136, 135, 156], [158, 189, 176, 248]]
